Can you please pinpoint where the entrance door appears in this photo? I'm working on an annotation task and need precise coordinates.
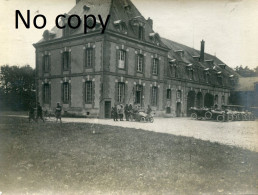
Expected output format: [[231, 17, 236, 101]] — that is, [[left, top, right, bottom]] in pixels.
[[104, 101, 111, 118], [176, 102, 181, 117]]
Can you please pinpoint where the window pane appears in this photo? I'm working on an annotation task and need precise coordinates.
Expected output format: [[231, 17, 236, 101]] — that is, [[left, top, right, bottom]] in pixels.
[[137, 55, 143, 72], [85, 81, 93, 103], [63, 83, 69, 103], [86, 49, 93, 67], [118, 50, 126, 69], [151, 87, 158, 106], [152, 59, 158, 75], [118, 82, 125, 103]]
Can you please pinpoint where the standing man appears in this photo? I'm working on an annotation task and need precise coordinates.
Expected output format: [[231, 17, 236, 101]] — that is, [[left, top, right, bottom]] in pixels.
[[55, 102, 62, 123], [119, 104, 124, 121], [114, 105, 118, 121], [147, 105, 152, 116], [125, 104, 129, 121], [36, 102, 45, 122], [28, 103, 35, 123]]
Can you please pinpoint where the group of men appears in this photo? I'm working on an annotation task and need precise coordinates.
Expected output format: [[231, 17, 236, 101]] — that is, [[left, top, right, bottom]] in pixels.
[[28, 102, 62, 123], [111, 104, 152, 122]]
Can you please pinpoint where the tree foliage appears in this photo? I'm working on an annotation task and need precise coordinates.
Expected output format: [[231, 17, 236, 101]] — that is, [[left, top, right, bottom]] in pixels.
[[234, 65, 258, 77], [0, 65, 36, 111]]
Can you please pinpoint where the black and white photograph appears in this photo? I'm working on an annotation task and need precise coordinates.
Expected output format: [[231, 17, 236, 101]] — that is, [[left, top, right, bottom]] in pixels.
[[0, 0, 257, 194]]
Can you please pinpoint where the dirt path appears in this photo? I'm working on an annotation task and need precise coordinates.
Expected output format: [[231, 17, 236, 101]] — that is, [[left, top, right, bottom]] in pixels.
[[60, 117, 258, 152], [2, 114, 258, 152]]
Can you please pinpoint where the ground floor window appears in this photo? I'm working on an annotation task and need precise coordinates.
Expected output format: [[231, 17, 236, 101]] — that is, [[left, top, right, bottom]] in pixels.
[[167, 89, 171, 100], [118, 82, 125, 103], [85, 81, 93, 104], [63, 82, 70, 104], [151, 86, 158, 106], [135, 85, 143, 105], [43, 84, 50, 104]]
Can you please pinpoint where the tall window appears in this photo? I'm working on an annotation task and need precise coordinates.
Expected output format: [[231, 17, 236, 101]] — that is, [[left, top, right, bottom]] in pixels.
[[85, 48, 93, 68], [85, 81, 93, 104], [214, 95, 218, 105], [188, 69, 194, 80], [204, 72, 209, 83], [152, 58, 158, 75], [151, 86, 158, 106], [63, 82, 70, 104], [135, 85, 143, 105], [139, 26, 144, 40], [63, 52, 70, 71], [118, 82, 125, 103], [43, 84, 50, 104], [137, 55, 144, 72], [167, 89, 171, 99], [43, 55, 50, 72], [176, 90, 182, 100], [218, 76, 223, 85], [118, 50, 126, 69], [222, 96, 225, 105]]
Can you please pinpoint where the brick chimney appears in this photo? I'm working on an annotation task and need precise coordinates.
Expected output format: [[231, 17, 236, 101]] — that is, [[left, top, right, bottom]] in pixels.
[[200, 40, 205, 62]]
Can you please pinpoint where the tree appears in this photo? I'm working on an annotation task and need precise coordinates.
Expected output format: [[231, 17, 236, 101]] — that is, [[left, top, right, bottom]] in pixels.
[[0, 65, 36, 111], [234, 65, 258, 77]]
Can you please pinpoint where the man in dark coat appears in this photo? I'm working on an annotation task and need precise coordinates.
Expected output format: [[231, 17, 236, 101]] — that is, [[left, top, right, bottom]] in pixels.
[[28, 103, 35, 123], [55, 102, 62, 123], [125, 104, 129, 121], [36, 102, 45, 122]]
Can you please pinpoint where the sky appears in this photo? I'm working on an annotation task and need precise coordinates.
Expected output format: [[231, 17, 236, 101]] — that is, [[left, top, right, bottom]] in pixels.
[[0, 0, 258, 69]]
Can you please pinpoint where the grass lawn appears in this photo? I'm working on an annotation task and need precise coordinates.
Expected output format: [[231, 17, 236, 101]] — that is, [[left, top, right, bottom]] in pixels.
[[0, 116, 257, 194]]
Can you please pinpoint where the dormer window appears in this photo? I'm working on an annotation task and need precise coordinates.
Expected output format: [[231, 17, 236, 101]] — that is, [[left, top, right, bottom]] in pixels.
[[205, 59, 214, 66], [114, 20, 127, 34], [175, 50, 184, 57], [229, 75, 236, 86], [149, 33, 160, 45], [217, 72, 223, 85], [204, 68, 210, 83], [83, 5, 91, 11], [139, 26, 144, 40], [187, 64, 194, 80], [218, 64, 226, 69], [192, 56, 200, 61], [43, 30, 56, 41], [169, 59, 177, 77], [124, 4, 131, 11]]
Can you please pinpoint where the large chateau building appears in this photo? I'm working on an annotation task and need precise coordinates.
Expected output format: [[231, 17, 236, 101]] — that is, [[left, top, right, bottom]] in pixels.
[[34, 0, 237, 118]]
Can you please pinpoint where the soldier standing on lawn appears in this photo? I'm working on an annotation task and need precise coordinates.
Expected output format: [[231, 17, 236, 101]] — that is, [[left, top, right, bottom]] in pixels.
[[28, 103, 35, 123], [125, 104, 129, 121], [36, 102, 45, 122], [55, 102, 62, 123]]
